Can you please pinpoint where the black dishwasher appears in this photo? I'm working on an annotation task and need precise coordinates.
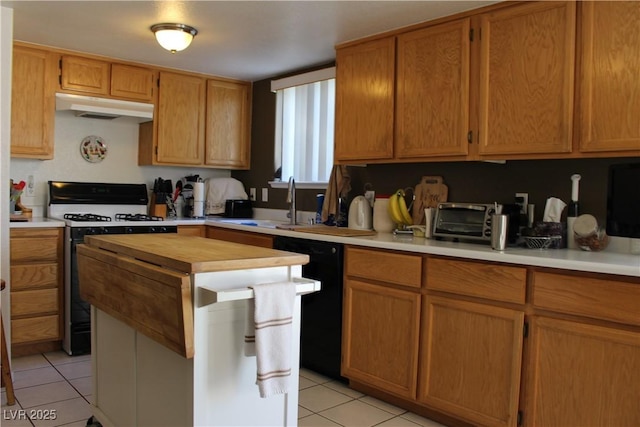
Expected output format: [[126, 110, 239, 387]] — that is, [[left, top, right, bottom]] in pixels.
[[273, 236, 345, 382]]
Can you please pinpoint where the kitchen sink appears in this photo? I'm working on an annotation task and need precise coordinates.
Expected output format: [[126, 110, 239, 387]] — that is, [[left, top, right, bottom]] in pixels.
[[215, 219, 288, 229]]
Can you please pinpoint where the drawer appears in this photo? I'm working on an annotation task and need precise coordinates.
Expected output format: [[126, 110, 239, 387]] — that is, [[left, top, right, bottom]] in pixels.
[[11, 263, 59, 290], [11, 315, 60, 344], [11, 229, 60, 263], [532, 271, 640, 326], [426, 257, 527, 304], [11, 288, 59, 317], [206, 227, 274, 248], [346, 246, 422, 288]]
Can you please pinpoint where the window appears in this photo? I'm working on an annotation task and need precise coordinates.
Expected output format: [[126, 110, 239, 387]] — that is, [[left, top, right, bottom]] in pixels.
[[271, 67, 335, 188]]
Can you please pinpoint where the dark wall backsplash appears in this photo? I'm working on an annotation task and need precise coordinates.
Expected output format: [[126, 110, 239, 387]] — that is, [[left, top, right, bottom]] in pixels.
[[234, 77, 637, 224]]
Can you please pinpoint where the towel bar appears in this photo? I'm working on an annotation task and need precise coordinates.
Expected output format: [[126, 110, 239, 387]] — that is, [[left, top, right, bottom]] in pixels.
[[199, 277, 321, 304]]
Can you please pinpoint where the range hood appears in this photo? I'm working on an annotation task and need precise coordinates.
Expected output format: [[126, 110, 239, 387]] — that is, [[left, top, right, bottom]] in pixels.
[[55, 93, 154, 122]]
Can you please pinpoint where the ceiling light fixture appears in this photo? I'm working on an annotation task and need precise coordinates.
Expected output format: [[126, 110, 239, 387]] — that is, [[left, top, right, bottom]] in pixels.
[[150, 23, 198, 53]]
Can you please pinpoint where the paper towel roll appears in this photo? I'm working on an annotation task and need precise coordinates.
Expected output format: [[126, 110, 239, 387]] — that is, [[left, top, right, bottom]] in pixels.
[[193, 201, 204, 218], [193, 182, 205, 202]]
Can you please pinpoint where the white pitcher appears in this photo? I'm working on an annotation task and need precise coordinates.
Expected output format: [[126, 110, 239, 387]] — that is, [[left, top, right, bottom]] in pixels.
[[348, 195, 373, 230]]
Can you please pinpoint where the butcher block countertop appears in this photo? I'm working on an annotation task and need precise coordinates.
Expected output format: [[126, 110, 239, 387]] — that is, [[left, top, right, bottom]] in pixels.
[[82, 234, 309, 274]]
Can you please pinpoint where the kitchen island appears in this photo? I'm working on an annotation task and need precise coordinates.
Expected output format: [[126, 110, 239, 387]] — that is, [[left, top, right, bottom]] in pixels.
[[76, 234, 319, 427]]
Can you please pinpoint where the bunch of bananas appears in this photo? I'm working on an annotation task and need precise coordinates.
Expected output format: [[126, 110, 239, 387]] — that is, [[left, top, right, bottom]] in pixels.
[[388, 189, 413, 226]]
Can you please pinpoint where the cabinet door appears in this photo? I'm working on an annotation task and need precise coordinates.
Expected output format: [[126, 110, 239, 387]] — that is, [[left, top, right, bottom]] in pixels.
[[335, 37, 395, 162], [156, 71, 206, 165], [11, 45, 56, 159], [342, 279, 420, 399], [60, 55, 110, 95], [578, 1, 640, 153], [396, 19, 471, 158], [205, 80, 251, 168], [419, 296, 524, 427], [477, 2, 575, 156], [111, 64, 154, 101], [525, 317, 640, 427]]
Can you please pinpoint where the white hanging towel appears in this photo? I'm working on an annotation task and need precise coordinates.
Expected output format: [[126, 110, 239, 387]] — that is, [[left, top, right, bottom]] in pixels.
[[250, 282, 296, 398], [244, 299, 256, 357]]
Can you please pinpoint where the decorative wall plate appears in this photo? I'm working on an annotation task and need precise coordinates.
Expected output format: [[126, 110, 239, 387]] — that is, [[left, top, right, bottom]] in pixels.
[[80, 135, 108, 163]]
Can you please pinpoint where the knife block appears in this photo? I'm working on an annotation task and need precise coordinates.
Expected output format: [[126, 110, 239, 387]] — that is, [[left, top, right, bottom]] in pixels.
[[149, 193, 167, 218]]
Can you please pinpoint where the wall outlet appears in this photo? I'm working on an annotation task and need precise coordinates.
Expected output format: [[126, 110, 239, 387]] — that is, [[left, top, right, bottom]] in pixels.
[[249, 188, 256, 201], [26, 175, 35, 197], [515, 192, 528, 214], [261, 188, 268, 202]]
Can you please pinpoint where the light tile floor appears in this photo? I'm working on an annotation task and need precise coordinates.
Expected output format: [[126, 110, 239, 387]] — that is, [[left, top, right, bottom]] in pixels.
[[2, 351, 446, 427]]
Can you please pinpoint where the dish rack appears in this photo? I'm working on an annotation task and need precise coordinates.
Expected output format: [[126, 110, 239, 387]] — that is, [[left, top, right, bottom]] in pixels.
[[524, 235, 562, 249]]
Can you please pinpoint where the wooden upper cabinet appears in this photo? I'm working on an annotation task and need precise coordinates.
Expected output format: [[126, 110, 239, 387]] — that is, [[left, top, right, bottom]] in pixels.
[[578, 1, 640, 154], [110, 64, 154, 101], [11, 45, 57, 159], [60, 55, 110, 96], [335, 37, 395, 162], [477, 1, 576, 156], [155, 71, 206, 165], [60, 55, 153, 102], [396, 19, 471, 159], [205, 79, 252, 169]]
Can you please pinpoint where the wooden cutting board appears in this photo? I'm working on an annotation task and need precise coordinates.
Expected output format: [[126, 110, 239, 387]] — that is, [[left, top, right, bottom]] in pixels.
[[290, 225, 377, 237], [412, 176, 448, 225]]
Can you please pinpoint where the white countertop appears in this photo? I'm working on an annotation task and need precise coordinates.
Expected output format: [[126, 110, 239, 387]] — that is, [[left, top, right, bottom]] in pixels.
[[9, 217, 65, 228], [12, 215, 639, 278], [203, 218, 640, 279]]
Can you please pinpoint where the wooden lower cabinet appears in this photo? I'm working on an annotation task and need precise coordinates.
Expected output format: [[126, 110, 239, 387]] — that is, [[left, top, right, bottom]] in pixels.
[[419, 296, 524, 427], [177, 225, 206, 237], [524, 317, 640, 427], [205, 227, 273, 248], [342, 279, 421, 399], [10, 228, 64, 355]]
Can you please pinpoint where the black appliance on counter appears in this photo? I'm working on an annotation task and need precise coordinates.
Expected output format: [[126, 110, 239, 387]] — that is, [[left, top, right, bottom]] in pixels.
[[224, 199, 253, 218], [273, 236, 345, 382], [607, 162, 640, 238], [48, 181, 177, 355]]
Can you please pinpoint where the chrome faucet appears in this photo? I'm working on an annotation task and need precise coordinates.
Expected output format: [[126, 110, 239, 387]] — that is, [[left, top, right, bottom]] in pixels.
[[286, 176, 296, 225]]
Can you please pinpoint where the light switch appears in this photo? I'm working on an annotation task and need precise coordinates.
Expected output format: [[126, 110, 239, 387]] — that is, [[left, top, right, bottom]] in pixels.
[[261, 188, 268, 202], [249, 188, 256, 201]]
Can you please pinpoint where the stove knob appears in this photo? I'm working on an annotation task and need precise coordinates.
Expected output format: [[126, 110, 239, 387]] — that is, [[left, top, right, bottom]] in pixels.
[[159, 226, 168, 233], [86, 228, 97, 235], [149, 226, 157, 233], [126, 227, 134, 234], [100, 227, 110, 235]]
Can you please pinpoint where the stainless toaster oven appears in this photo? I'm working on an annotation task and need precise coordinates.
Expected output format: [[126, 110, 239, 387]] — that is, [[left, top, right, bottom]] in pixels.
[[433, 202, 497, 241]]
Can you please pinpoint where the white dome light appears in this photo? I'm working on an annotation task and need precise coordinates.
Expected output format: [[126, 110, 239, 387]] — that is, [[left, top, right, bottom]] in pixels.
[[151, 23, 198, 53]]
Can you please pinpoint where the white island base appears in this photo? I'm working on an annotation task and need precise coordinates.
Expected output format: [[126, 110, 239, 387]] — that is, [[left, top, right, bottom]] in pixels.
[[89, 265, 317, 427]]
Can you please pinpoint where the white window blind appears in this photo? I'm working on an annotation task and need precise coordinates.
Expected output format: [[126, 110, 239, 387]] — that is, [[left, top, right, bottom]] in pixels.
[[272, 68, 335, 185]]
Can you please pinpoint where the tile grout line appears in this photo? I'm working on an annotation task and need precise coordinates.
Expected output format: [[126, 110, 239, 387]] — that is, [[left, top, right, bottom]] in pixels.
[[44, 354, 95, 410]]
